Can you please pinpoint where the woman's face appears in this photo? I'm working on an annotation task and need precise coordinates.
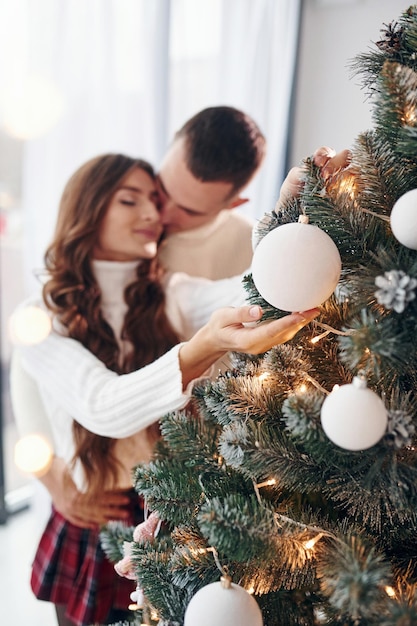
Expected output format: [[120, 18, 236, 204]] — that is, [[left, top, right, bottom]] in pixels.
[[93, 167, 163, 261]]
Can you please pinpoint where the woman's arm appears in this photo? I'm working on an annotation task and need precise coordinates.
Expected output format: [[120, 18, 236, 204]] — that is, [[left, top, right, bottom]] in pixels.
[[18, 335, 187, 438], [17, 305, 318, 439]]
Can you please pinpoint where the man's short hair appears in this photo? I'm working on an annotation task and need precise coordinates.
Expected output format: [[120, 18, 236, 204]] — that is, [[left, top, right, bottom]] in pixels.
[[176, 106, 266, 197]]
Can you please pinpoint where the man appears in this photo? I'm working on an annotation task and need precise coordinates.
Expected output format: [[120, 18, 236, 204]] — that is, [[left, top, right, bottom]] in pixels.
[[157, 106, 266, 279], [156, 108, 351, 280]]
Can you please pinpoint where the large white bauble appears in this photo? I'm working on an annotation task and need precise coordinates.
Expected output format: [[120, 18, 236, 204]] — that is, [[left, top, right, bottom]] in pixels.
[[390, 189, 417, 249], [251, 218, 341, 312], [184, 580, 263, 626], [320, 377, 388, 451]]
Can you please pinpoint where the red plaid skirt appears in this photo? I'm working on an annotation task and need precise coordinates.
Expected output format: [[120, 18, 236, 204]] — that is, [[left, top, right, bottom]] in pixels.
[[31, 489, 144, 626]]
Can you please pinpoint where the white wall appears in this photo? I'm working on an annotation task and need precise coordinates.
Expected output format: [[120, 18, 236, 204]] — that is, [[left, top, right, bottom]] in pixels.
[[290, 0, 406, 166]]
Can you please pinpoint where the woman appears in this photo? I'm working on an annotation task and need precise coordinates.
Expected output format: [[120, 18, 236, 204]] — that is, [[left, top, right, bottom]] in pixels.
[[12, 153, 318, 626]]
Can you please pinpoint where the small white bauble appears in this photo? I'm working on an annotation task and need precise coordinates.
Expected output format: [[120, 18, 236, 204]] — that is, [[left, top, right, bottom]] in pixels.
[[390, 189, 417, 249], [184, 579, 263, 626], [251, 216, 341, 312], [320, 377, 388, 451]]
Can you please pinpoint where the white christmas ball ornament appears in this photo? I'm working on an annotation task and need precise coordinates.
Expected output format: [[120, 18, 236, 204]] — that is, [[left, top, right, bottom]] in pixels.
[[184, 578, 263, 626], [251, 215, 341, 312], [390, 189, 417, 249], [321, 376, 388, 451]]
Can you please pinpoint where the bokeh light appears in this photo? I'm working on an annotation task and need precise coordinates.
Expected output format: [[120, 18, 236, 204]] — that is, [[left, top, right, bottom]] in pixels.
[[9, 305, 52, 345], [14, 434, 53, 477]]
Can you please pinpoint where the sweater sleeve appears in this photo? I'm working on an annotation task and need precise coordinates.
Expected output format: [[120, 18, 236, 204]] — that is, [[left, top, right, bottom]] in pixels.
[[18, 333, 191, 438], [165, 271, 249, 339], [10, 349, 55, 444]]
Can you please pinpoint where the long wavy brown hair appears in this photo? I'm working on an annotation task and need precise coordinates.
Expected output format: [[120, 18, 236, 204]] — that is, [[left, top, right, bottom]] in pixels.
[[42, 154, 179, 497]]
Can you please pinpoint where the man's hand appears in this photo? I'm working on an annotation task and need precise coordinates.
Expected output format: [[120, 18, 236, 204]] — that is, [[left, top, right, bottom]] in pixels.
[[278, 146, 352, 205], [39, 456, 130, 528]]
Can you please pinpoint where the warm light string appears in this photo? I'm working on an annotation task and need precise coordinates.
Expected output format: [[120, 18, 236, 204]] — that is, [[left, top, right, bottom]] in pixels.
[[313, 321, 355, 337], [361, 207, 390, 222], [300, 373, 330, 395], [402, 103, 417, 125], [256, 478, 277, 489], [273, 512, 331, 538]]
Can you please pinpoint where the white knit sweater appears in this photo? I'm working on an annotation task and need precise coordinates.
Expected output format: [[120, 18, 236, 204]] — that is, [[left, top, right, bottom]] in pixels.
[[11, 261, 247, 489]]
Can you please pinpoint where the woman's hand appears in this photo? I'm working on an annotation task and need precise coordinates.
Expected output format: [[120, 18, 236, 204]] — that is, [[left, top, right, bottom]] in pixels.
[[179, 305, 319, 388]]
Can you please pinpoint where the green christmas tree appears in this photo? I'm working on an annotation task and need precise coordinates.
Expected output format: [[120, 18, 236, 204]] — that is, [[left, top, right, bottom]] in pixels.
[[101, 5, 417, 625]]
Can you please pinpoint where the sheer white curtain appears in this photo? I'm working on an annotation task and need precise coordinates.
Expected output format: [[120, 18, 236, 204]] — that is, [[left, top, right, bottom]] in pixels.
[[0, 0, 301, 294]]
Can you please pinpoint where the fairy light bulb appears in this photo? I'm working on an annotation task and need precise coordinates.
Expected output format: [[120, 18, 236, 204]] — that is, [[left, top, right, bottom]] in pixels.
[[338, 171, 357, 199], [303, 533, 324, 552], [327, 168, 359, 201], [403, 104, 417, 125], [256, 478, 276, 489], [14, 434, 53, 476], [9, 305, 51, 345], [311, 330, 331, 344], [385, 586, 396, 599], [257, 372, 270, 383]]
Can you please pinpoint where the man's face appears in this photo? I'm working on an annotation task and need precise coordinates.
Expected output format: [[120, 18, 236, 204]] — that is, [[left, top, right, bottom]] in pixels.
[[157, 138, 241, 234]]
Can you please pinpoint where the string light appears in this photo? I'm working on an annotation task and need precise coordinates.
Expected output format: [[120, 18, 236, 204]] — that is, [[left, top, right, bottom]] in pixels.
[[256, 372, 270, 383], [402, 104, 417, 125], [326, 168, 359, 201], [256, 478, 276, 489], [314, 321, 355, 337], [303, 533, 324, 553], [385, 585, 396, 599], [311, 330, 331, 344], [337, 171, 357, 199], [298, 374, 330, 395]]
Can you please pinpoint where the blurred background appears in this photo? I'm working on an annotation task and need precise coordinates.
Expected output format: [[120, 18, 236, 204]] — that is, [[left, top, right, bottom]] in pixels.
[[0, 0, 404, 623]]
